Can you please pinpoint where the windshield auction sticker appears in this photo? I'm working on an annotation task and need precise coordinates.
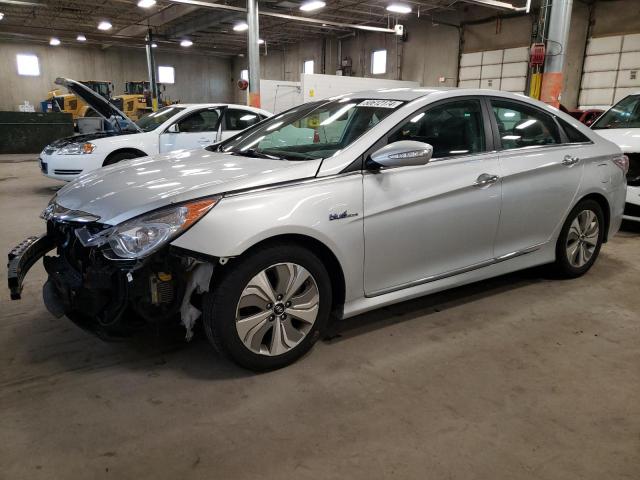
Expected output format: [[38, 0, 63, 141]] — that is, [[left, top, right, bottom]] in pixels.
[[357, 100, 403, 108]]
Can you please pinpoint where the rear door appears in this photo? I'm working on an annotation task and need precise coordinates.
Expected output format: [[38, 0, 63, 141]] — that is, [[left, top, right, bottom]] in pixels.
[[363, 97, 502, 296], [489, 98, 587, 257], [159, 107, 221, 153]]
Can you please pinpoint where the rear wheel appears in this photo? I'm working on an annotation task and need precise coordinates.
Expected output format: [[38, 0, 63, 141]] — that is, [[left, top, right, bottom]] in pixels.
[[203, 244, 332, 371], [553, 199, 604, 278], [103, 151, 144, 167]]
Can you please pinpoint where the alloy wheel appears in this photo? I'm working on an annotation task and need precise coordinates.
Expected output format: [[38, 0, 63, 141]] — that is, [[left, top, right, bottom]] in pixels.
[[235, 262, 320, 356], [566, 209, 599, 268]]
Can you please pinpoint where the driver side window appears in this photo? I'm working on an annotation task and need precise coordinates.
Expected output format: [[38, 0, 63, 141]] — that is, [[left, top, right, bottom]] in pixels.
[[389, 99, 486, 158], [176, 109, 220, 133]]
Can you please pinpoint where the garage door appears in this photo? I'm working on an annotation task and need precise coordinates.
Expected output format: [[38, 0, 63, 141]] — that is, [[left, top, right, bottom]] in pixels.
[[458, 47, 529, 95], [579, 33, 640, 109]]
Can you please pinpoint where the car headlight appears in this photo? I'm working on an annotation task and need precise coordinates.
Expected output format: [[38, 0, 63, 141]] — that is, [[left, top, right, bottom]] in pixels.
[[75, 197, 221, 259], [57, 142, 96, 155]]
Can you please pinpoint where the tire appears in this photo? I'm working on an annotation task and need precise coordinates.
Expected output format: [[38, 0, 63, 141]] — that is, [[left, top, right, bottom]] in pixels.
[[202, 244, 332, 371], [103, 151, 143, 167], [553, 199, 605, 278]]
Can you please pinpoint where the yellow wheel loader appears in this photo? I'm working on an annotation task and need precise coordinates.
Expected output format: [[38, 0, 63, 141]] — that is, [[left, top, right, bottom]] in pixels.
[[44, 81, 115, 120], [112, 81, 173, 121]]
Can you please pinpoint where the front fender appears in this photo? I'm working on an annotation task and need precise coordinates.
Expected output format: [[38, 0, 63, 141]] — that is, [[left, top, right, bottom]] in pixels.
[[171, 173, 365, 303]]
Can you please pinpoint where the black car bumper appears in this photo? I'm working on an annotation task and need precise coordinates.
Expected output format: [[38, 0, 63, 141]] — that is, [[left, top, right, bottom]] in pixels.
[[7, 234, 55, 300]]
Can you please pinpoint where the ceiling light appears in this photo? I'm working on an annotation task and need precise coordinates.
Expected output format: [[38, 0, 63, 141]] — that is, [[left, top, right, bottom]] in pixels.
[[0, 12, 4, 20], [300, 1, 325, 12], [233, 22, 248, 31], [151, 42, 158, 48], [180, 39, 193, 47], [77, 34, 86, 42], [137, 0, 156, 7], [258, 39, 264, 44], [386, 4, 411, 14], [97, 20, 112, 30], [49, 37, 61, 46]]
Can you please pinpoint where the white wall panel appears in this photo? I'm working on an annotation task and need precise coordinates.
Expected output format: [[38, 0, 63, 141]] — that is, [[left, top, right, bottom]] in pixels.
[[460, 52, 482, 67], [482, 50, 504, 65], [622, 33, 640, 52], [459, 66, 482, 80], [581, 71, 618, 89], [583, 53, 621, 72], [620, 51, 640, 70], [481, 64, 502, 78], [480, 78, 501, 89], [502, 47, 529, 63], [458, 79, 480, 88], [586, 36, 623, 55], [614, 87, 640, 103], [501, 62, 528, 78], [616, 70, 640, 87], [579, 88, 614, 106], [500, 77, 526, 92]]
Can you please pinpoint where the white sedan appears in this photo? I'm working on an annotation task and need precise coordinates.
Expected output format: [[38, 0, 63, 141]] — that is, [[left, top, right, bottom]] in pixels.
[[39, 78, 271, 181]]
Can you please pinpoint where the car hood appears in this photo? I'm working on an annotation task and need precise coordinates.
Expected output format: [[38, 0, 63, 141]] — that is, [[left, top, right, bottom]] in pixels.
[[593, 128, 640, 152], [46, 131, 133, 150], [55, 77, 142, 132], [54, 149, 322, 225]]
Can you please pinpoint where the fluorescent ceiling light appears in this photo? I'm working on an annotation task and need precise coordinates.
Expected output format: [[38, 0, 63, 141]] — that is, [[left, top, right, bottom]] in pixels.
[[76, 34, 86, 41], [386, 4, 411, 14], [515, 119, 537, 130], [49, 37, 61, 46], [258, 38, 264, 44], [300, 1, 325, 12], [321, 104, 356, 126], [180, 39, 193, 47], [97, 20, 112, 30], [0, 12, 4, 20], [151, 42, 158, 48], [233, 22, 248, 31], [137, 0, 156, 7]]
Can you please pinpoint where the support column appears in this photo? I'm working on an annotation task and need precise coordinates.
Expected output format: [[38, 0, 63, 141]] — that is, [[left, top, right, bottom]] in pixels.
[[247, 0, 261, 107], [540, 0, 573, 107], [145, 28, 159, 111]]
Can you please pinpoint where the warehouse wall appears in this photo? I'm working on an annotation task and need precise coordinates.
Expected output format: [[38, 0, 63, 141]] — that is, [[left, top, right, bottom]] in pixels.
[[0, 41, 234, 111]]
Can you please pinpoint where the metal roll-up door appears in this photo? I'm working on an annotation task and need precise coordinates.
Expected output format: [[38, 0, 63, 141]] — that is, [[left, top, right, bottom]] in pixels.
[[458, 47, 528, 95]]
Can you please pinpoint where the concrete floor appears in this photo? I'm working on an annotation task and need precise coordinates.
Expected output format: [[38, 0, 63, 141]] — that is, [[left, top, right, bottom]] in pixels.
[[1, 160, 639, 480]]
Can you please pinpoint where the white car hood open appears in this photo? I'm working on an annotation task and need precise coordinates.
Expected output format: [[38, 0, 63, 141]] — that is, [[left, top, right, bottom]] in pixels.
[[593, 128, 640, 152], [55, 149, 321, 225]]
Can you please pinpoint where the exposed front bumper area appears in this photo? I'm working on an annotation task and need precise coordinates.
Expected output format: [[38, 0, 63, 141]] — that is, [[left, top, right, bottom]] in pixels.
[[8, 221, 208, 339], [39, 150, 102, 182]]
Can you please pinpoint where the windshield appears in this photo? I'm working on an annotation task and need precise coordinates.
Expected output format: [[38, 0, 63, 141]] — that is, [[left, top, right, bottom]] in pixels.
[[135, 106, 185, 132], [592, 94, 640, 129], [217, 98, 405, 160]]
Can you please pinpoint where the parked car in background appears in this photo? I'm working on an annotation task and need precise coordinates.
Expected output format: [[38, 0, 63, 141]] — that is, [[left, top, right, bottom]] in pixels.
[[560, 104, 603, 127], [9, 88, 627, 370], [591, 92, 640, 222], [39, 78, 271, 181]]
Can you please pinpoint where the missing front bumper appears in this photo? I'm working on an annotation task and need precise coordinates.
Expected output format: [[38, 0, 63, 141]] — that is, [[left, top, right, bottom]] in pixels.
[[7, 234, 55, 300]]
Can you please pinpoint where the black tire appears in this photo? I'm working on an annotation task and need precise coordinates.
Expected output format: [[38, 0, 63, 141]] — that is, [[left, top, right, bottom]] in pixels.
[[103, 151, 143, 167], [553, 199, 605, 278], [202, 243, 332, 371]]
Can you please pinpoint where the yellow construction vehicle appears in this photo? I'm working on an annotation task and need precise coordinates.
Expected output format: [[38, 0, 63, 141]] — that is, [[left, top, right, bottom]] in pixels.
[[112, 81, 171, 121], [43, 81, 114, 120]]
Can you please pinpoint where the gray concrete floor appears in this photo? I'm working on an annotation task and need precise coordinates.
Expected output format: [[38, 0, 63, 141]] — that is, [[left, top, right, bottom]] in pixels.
[[1, 160, 639, 480]]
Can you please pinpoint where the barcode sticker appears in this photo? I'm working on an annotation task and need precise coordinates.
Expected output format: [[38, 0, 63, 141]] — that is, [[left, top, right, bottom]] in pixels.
[[357, 100, 403, 108]]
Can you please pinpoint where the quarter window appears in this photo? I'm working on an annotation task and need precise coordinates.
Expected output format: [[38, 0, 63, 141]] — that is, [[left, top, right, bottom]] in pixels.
[[389, 99, 486, 158], [558, 118, 591, 143], [491, 99, 560, 149]]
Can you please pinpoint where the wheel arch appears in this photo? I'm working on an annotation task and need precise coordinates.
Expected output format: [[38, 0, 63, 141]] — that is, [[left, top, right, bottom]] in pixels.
[[236, 233, 346, 316], [102, 148, 148, 166], [577, 192, 611, 242]]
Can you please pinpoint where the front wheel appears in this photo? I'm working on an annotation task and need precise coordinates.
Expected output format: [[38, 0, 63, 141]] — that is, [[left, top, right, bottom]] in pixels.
[[203, 244, 332, 371], [553, 199, 605, 278]]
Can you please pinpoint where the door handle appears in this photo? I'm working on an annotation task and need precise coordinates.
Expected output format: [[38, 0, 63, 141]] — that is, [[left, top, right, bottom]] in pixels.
[[562, 155, 580, 166], [474, 173, 500, 187]]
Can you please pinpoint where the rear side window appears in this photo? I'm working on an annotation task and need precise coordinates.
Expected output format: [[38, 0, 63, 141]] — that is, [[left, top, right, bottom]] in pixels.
[[491, 99, 560, 149], [177, 109, 220, 133], [225, 109, 261, 131], [558, 118, 591, 143], [389, 99, 486, 158]]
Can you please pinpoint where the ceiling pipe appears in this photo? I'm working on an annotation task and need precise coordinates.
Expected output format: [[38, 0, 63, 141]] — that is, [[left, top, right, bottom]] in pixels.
[[170, 0, 396, 33], [459, 0, 531, 12]]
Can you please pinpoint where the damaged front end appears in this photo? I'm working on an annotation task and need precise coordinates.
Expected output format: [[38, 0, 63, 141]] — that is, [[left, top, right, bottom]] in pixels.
[[8, 198, 220, 340]]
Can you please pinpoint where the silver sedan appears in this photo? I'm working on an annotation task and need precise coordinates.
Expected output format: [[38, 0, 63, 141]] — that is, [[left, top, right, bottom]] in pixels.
[[8, 88, 628, 370]]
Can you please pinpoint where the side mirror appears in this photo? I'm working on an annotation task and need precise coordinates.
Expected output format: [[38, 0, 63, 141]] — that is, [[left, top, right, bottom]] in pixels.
[[369, 140, 433, 169], [166, 123, 179, 133]]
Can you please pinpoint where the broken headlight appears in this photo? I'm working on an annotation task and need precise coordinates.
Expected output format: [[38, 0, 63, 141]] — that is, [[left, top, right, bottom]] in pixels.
[[75, 196, 221, 259]]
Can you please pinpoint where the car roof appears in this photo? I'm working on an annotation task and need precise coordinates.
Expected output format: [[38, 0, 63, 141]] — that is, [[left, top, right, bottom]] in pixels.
[[173, 103, 268, 112], [338, 87, 540, 102]]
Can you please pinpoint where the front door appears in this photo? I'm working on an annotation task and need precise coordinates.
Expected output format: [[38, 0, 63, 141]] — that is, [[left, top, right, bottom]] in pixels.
[[159, 107, 221, 153], [363, 98, 502, 296]]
